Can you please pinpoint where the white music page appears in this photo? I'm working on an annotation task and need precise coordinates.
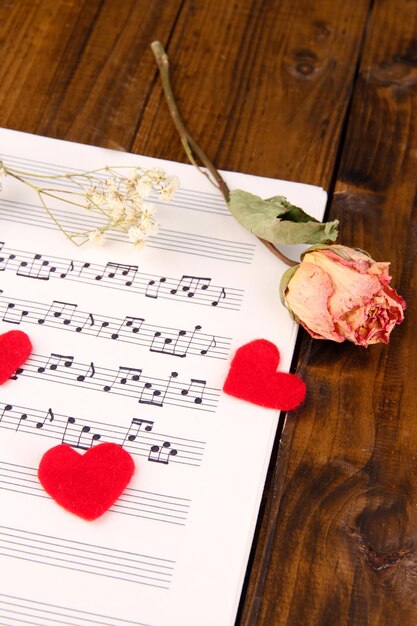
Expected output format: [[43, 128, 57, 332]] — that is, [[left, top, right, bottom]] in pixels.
[[0, 128, 326, 626]]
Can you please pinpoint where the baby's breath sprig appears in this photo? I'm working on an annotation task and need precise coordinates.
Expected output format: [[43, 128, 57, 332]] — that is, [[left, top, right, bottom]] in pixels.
[[0, 162, 179, 248]]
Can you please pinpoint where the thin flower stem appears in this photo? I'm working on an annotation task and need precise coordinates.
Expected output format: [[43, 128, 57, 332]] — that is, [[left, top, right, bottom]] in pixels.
[[37, 191, 74, 242], [6, 170, 41, 192], [259, 239, 298, 266], [40, 188, 86, 196], [3, 165, 101, 180], [151, 41, 230, 201], [151, 40, 297, 268], [41, 191, 89, 209], [1, 162, 166, 249]]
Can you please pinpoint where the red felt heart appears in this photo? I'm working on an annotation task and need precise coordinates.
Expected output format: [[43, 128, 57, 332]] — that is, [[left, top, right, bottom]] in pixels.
[[0, 330, 32, 385], [223, 339, 306, 410], [38, 443, 135, 520]]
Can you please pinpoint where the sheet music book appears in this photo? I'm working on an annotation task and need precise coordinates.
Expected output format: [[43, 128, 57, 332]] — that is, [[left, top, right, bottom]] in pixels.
[[0, 128, 326, 626]]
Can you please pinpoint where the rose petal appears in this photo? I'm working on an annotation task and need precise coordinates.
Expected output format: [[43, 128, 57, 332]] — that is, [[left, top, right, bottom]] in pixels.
[[285, 245, 406, 347], [285, 262, 344, 342]]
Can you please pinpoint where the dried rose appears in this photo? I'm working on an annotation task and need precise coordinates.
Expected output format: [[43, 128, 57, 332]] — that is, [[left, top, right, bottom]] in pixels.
[[280, 245, 406, 346]]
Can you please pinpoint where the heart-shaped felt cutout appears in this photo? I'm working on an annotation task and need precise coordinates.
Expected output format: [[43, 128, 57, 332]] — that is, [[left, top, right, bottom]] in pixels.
[[38, 443, 135, 520], [0, 330, 32, 384], [223, 339, 306, 410]]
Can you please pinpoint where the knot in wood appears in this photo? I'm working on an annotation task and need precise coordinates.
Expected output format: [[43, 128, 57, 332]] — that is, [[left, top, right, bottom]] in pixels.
[[368, 43, 417, 97], [286, 49, 320, 79], [348, 489, 417, 593], [296, 62, 315, 76], [313, 20, 331, 40]]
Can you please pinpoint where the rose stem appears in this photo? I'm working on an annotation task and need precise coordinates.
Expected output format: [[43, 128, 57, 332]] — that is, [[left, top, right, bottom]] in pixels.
[[150, 41, 297, 267]]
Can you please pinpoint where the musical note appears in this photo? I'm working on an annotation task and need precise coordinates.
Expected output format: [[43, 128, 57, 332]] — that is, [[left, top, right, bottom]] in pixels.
[[37, 353, 74, 374], [110, 316, 144, 340], [96, 262, 138, 287], [61, 416, 100, 448], [211, 287, 226, 307], [59, 259, 74, 279], [150, 331, 185, 356], [0, 404, 12, 423], [148, 441, 178, 465], [170, 275, 211, 298], [122, 418, 154, 445], [10, 367, 24, 381], [38, 300, 77, 326], [61, 416, 76, 444], [11, 351, 219, 412], [78, 261, 90, 277], [150, 326, 202, 358], [139, 372, 178, 407], [145, 277, 166, 299], [17, 253, 57, 280], [2, 302, 29, 324], [16, 412, 28, 432], [0, 398, 205, 467], [103, 366, 142, 392], [76, 425, 101, 450], [1, 244, 242, 310], [95, 319, 110, 336], [0, 244, 16, 272], [200, 336, 217, 356], [35, 408, 54, 429], [180, 379, 206, 405], [76, 362, 96, 382], [75, 312, 95, 333]]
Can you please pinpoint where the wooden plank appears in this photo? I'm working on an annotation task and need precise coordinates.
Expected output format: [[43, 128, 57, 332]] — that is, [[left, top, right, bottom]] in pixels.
[[0, 1, 389, 624], [0, 0, 183, 149], [133, 0, 371, 188], [239, 1, 417, 624]]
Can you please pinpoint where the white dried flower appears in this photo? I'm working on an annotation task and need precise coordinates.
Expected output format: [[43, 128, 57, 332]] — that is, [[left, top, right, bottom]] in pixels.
[[128, 169, 140, 181], [85, 185, 104, 207], [109, 199, 126, 222], [0, 162, 178, 250], [104, 178, 118, 191], [128, 226, 146, 244], [139, 215, 158, 237], [124, 204, 141, 221], [135, 178, 153, 198], [141, 202, 155, 215], [159, 175, 179, 200], [88, 229, 105, 244]]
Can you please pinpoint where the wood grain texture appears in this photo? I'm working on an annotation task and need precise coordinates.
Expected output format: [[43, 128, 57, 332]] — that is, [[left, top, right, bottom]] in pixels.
[[132, 0, 371, 187], [3, 1, 414, 625], [239, 2, 417, 624], [0, 0, 182, 149]]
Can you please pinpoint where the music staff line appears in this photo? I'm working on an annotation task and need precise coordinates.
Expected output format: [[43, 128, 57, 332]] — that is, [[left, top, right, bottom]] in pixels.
[[0, 198, 255, 264], [0, 290, 231, 361], [0, 461, 191, 526], [0, 526, 174, 589], [2, 153, 231, 217], [0, 401, 206, 467], [0, 242, 244, 311], [0, 593, 152, 626], [9, 352, 219, 413]]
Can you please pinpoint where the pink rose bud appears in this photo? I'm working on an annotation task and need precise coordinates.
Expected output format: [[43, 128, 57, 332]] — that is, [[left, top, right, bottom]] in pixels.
[[282, 245, 406, 346]]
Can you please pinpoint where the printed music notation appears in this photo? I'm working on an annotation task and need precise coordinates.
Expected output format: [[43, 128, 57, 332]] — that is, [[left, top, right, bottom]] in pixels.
[[10, 352, 219, 412], [0, 291, 231, 360], [0, 242, 244, 310], [0, 461, 191, 525], [0, 401, 206, 467], [0, 526, 174, 589]]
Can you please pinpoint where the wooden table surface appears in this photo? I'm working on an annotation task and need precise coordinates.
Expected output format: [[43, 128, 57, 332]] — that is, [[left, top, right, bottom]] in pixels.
[[1, 1, 416, 624]]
